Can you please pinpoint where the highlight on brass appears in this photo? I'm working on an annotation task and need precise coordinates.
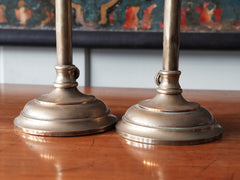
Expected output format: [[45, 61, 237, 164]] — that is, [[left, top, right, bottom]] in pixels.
[[14, 0, 117, 136], [116, 0, 222, 145]]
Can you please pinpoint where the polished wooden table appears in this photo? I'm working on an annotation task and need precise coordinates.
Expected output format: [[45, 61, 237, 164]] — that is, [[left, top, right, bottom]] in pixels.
[[0, 84, 240, 180]]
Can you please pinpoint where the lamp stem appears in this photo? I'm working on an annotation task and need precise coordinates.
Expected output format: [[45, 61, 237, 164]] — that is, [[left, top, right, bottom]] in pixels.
[[56, 0, 72, 65], [163, 0, 181, 71]]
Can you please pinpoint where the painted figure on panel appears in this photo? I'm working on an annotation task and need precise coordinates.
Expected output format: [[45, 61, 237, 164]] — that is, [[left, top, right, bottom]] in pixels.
[[0, 1, 7, 23], [15, 0, 33, 26], [72, 2, 84, 26], [40, 0, 55, 27], [98, 0, 122, 25]]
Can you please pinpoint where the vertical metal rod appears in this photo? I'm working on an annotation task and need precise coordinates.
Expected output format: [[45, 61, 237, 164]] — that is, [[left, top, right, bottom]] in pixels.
[[84, 48, 91, 86], [56, 0, 72, 65], [163, 0, 181, 71]]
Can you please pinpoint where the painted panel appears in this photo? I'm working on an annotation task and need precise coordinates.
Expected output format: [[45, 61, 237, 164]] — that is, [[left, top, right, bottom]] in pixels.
[[0, 0, 239, 32]]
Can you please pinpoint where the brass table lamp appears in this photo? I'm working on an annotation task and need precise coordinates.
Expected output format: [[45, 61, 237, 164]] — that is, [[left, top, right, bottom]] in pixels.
[[116, 0, 223, 145], [14, 0, 117, 136]]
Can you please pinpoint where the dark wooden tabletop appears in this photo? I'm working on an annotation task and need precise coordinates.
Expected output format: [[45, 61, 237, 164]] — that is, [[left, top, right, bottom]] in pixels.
[[0, 84, 240, 180]]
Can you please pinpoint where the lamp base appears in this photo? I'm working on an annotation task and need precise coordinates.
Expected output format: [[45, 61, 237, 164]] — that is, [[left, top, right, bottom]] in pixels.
[[14, 87, 117, 136], [116, 93, 223, 145]]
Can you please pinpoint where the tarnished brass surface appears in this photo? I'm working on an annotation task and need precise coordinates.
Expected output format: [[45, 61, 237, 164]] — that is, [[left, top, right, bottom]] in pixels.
[[56, 0, 72, 65], [116, 0, 222, 145], [163, 0, 181, 71], [14, 0, 117, 136]]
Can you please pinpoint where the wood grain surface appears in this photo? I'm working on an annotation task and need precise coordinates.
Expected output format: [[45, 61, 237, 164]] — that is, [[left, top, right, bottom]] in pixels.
[[0, 84, 240, 180]]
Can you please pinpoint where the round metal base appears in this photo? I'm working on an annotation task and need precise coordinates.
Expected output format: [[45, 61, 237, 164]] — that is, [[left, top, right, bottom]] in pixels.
[[14, 88, 117, 136], [116, 96, 223, 145]]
